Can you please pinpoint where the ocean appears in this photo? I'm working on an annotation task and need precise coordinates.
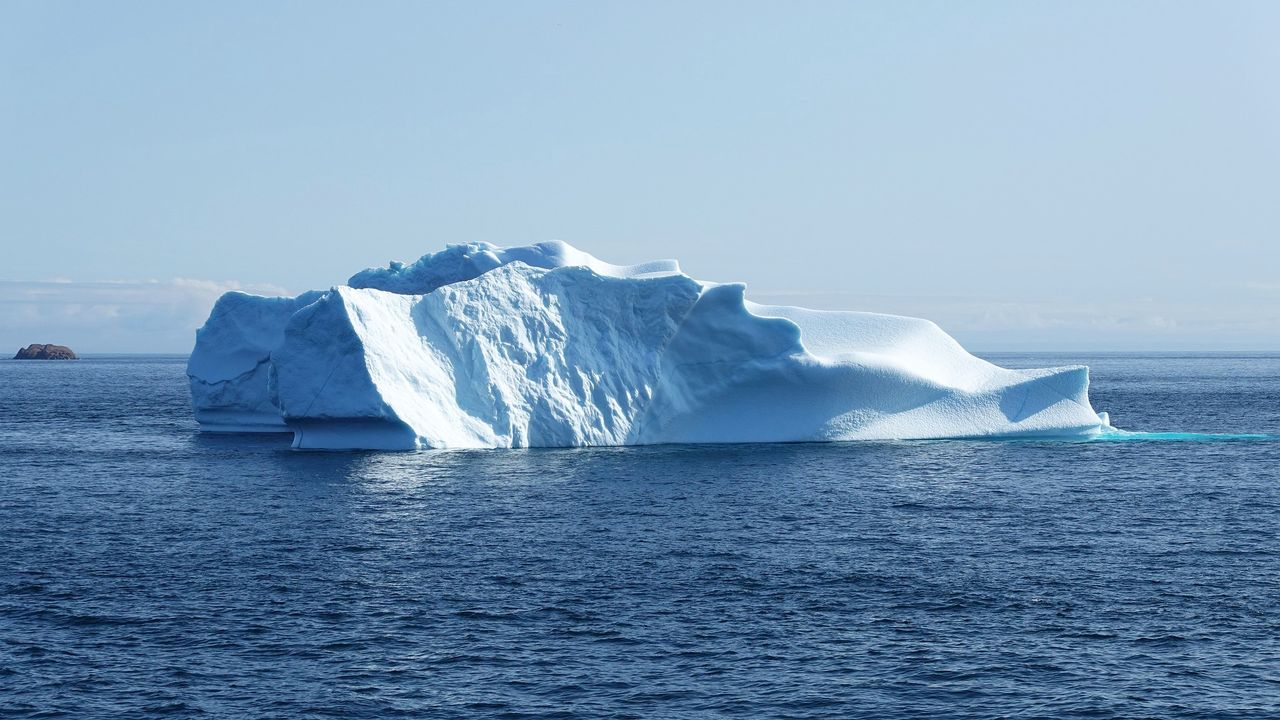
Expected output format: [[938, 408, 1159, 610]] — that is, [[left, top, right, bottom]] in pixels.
[[2, 353, 1278, 718]]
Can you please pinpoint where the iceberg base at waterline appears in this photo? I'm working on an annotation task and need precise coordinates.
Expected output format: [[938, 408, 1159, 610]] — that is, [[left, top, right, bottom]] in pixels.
[[187, 241, 1111, 450]]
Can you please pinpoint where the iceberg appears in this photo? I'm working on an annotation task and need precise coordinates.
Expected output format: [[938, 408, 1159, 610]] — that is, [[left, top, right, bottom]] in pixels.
[[188, 241, 1110, 449]]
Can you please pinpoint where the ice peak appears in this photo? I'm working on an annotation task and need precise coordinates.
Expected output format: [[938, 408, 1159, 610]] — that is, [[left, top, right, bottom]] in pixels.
[[347, 240, 682, 295]]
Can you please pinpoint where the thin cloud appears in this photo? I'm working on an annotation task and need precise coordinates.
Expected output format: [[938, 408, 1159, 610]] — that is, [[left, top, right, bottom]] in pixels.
[[2, 279, 1275, 355], [0, 278, 293, 354]]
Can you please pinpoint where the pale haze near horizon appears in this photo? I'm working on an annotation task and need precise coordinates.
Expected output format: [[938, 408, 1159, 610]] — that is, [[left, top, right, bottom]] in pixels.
[[2, 1, 1277, 353]]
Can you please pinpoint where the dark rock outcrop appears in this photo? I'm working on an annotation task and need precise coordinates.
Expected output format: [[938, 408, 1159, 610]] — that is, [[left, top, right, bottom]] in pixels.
[[14, 344, 77, 360]]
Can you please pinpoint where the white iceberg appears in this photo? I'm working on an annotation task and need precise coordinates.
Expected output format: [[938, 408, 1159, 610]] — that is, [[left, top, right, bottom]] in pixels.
[[188, 241, 1110, 449]]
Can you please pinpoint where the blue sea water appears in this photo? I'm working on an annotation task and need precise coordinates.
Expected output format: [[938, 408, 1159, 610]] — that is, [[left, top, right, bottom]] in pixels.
[[2, 352, 1278, 719]]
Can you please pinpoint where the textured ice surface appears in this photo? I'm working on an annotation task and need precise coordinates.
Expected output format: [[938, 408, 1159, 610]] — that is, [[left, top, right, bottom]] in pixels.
[[189, 242, 1109, 449]]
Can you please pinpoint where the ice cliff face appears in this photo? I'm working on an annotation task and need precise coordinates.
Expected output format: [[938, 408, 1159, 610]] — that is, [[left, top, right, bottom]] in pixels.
[[188, 241, 1109, 449], [188, 290, 325, 432]]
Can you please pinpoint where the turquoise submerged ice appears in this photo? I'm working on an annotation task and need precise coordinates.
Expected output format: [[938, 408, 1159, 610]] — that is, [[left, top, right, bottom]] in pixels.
[[187, 241, 1110, 449]]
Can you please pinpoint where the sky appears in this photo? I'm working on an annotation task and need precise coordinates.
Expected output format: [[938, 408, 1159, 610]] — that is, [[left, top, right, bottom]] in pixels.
[[2, 0, 1278, 352]]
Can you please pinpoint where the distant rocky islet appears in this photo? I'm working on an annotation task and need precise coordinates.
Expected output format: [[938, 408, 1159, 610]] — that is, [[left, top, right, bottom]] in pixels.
[[13, 344, 77, 360]]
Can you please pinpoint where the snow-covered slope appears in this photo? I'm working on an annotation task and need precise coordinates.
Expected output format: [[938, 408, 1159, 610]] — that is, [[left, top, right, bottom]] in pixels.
[[189, 241, 1110, 449]]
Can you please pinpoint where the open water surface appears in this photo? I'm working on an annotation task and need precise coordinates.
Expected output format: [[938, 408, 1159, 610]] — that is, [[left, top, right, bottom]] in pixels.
[[2, 353, 1279, 718]]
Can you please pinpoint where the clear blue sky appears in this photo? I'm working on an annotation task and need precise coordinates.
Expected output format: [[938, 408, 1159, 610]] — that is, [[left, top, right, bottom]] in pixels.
[[2, 1, 1277, 352]]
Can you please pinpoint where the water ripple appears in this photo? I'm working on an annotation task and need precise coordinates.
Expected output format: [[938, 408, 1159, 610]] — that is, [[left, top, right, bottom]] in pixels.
[[1, 354, 1279, 718]]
